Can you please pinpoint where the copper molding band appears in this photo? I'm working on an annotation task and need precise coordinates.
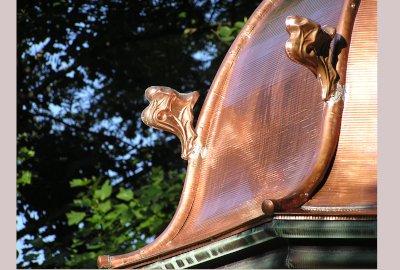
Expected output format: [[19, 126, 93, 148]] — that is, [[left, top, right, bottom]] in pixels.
[[300, 205, 377, 212], [97, 255, 110, 269], [274, 215, 376, 221]]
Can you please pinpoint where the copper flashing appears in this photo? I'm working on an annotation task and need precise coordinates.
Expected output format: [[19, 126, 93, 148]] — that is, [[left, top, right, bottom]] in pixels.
[[146, 220, 377, 269]]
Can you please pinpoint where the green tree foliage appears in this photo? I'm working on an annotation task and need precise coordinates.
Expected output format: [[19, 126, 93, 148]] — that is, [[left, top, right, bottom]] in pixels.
[[17, 0, 258, 268]]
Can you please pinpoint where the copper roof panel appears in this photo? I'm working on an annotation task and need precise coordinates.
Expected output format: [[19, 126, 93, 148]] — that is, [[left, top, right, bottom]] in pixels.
[[303, 0, 377, 209]]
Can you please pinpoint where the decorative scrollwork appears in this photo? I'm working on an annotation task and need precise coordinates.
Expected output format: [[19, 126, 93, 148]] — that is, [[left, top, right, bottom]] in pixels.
[[141, 86, 199, 160], [285, 15, 339, 101]]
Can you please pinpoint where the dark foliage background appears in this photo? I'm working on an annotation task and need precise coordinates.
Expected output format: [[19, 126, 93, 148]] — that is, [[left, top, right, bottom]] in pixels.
[[17, 0, 260, 268]]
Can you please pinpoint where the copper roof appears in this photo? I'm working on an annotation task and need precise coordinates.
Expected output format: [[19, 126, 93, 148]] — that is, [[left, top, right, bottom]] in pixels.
[[98, 0, 376, 268]]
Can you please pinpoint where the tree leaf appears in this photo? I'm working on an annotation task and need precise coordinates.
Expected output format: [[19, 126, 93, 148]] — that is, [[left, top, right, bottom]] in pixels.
[[114, 203, 132, 225], [114, 203, 129, 214], [183, 28, 197, 35], [94, 180, 112, 201], [86, 214, 101, 224], [98, 200, 112, 213], [70, 178, 91, 188], [137, 215, 157, 231], [132, 209, 144, 219], [87, 243, 105, 250], [17, 171, 32, 186], [18, 147, 35, 160], [221, 36, 235, 43], [104, 211, 119, 221], [178, 11, 186, 18], [66, 211, 86, 226], [81, 197, 92, 207], [218, 26, 233, 37], [151, 203, 162, 214], [120, 210, 132, 225], [234, 21, 245, 30], [116, 188, 134, 202]]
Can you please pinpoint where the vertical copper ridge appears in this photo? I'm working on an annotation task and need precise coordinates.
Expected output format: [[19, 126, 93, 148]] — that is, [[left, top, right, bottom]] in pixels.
[[334, 0, 361, 85], [141, 86, 200, 160], [262, 0, 361, 214]]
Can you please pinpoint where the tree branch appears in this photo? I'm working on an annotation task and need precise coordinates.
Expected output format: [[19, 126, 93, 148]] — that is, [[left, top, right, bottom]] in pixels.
[[31, 111, 136, 150]]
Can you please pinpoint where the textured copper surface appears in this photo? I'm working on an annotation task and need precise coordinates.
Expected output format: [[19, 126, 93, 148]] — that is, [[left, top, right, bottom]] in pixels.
[[98, 0, 376, 268], [141, 86, 200, 160], [303, 0, 377, 209], [261, 15, 347, 213]]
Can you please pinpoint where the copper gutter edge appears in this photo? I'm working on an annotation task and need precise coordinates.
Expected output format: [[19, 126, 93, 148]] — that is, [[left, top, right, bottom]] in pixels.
[[262, 0, 361, 215], [97, 1, 279, 269], [147, 219, 376, 269]]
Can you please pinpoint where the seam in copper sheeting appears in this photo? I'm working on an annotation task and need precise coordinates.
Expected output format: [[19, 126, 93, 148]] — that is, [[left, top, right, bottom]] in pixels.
[[301, 205, 377, 212]]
